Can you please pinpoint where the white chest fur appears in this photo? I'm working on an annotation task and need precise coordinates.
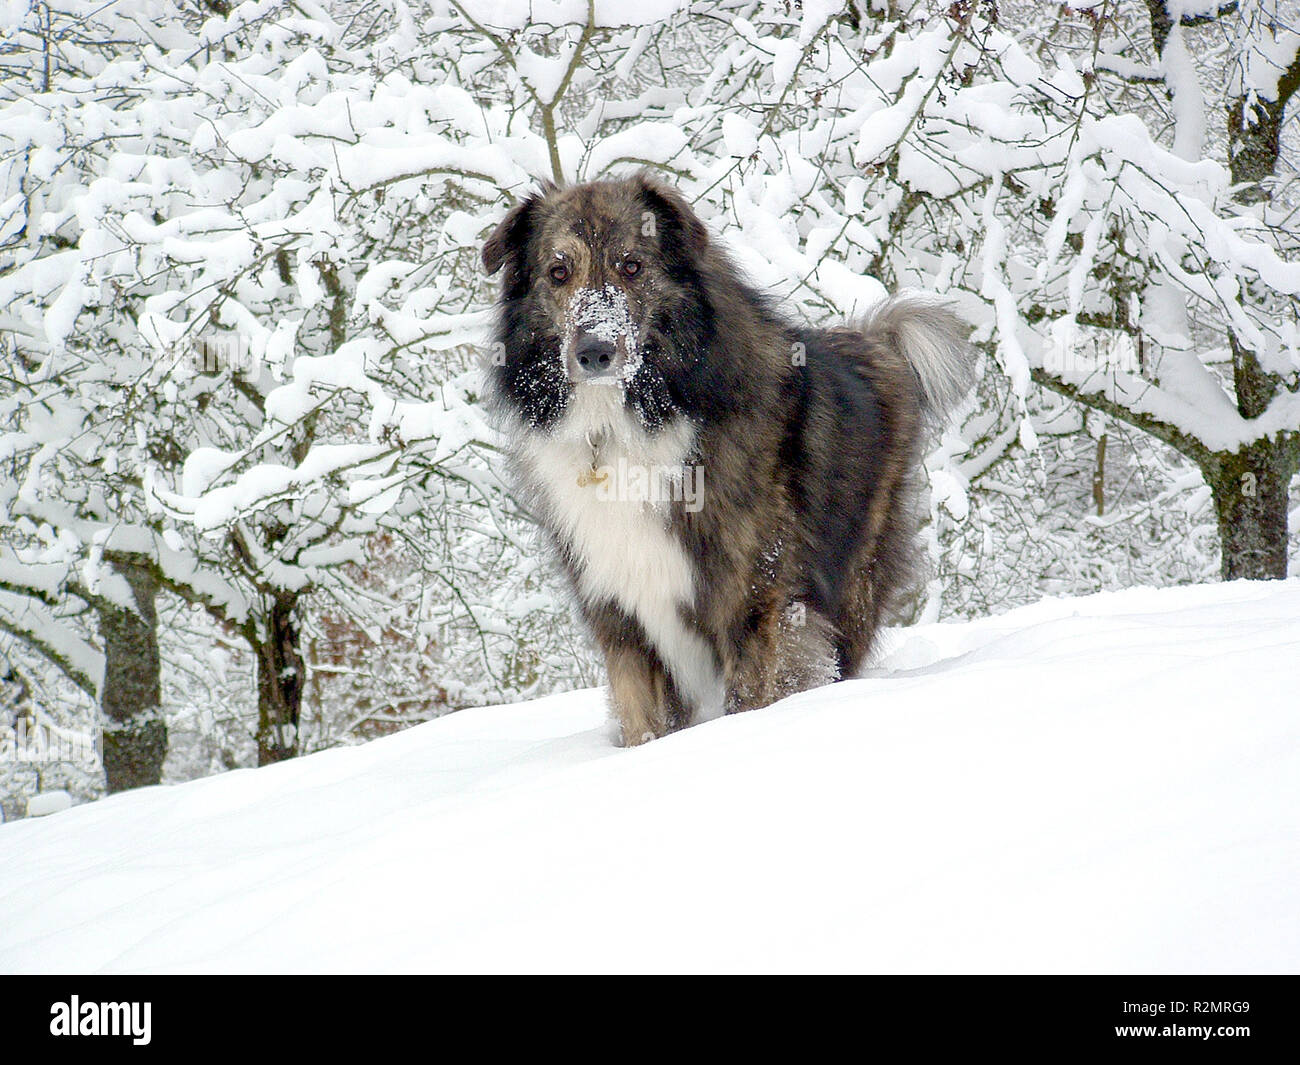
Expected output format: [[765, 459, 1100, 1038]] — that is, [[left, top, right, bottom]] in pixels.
[[515, 389, 724, 723]]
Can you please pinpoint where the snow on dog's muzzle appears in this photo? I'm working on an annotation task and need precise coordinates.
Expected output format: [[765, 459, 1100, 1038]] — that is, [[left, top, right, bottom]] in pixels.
[[564, 286, 639, 385]]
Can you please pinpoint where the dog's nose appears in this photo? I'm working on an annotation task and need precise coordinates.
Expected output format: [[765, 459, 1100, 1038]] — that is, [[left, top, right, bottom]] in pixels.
[[574, 335, 619, 378]]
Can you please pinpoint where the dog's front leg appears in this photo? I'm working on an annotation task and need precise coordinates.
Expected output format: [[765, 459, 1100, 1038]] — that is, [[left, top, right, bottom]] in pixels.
[[604, 641, 684, 746]]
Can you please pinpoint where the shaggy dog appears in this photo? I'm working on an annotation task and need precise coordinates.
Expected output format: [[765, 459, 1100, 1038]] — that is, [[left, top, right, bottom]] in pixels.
[[483, 175, 972, 745]]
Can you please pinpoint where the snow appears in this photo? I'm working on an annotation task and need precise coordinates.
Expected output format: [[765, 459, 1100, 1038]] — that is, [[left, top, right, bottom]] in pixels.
[[1229, 2, 1300, 100], [567, 285, 635, 342], [515, 44, 573, 105], [1, 580, 1297, 974], [1161, 25, 1205, 161], [26, 791, 73, 818]]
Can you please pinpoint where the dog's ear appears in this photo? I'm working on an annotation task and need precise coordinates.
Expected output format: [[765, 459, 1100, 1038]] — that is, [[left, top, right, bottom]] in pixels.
[[634, 175, 709, 258], [483, 187, 551, 277], [482, 200, 530, 277]]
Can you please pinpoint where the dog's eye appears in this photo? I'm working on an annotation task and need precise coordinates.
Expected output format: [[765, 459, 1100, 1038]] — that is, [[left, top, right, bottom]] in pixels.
[[549, 263, 569, 284], [621, 259, 641, 278]]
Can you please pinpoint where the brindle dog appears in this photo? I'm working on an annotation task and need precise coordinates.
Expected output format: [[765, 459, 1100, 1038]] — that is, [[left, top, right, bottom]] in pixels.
[[483, 175, 973, 745]]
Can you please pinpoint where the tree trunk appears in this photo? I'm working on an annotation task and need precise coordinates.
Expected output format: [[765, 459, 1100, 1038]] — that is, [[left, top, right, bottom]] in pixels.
[[1211, 329, 1299, 580], [1092, 433, 1107, 516], [1206, 442, 1294, 580], [1216, 7, 1299, 578], [255, 593, 304, 765], [98, 561, 167, 792], [1135, 2, 1296, 580]]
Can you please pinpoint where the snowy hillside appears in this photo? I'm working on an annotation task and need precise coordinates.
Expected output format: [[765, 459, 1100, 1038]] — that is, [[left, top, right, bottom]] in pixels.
[[1, 581, 1297, 975]]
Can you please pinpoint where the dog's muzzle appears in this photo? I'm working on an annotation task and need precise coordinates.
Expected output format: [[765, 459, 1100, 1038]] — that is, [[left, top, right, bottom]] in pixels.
[[565, 286, 636, 385]]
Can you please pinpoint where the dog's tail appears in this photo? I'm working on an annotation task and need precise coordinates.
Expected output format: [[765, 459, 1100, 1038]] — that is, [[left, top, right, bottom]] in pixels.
[[861, 294, 975, 426]]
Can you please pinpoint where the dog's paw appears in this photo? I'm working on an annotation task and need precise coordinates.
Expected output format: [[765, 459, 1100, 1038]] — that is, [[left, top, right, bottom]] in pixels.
[[612, 724, 657, 748]]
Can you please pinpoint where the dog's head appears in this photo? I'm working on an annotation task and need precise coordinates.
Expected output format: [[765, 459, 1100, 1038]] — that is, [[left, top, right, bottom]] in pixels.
[[483, 175, 715, 432]]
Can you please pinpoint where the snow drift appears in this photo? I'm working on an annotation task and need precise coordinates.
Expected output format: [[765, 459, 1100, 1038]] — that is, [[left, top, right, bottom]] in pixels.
[[1, 581, 1297, 974]]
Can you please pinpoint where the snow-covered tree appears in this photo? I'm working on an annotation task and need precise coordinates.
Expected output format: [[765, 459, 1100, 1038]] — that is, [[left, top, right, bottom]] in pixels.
[[671, 0, 1298, 583], [1017, 0, 1300, 580]]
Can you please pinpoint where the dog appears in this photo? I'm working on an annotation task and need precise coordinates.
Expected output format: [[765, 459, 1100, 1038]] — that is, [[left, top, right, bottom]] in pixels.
[[482, 174, 973, 745]]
